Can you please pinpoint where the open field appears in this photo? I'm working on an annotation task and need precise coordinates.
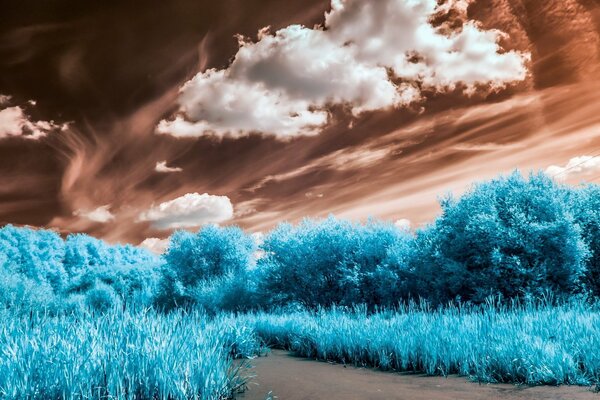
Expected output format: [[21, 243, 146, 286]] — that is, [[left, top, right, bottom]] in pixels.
[[2, 302, 600, 399]]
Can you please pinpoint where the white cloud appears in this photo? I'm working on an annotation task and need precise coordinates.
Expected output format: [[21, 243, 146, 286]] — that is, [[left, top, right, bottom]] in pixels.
[[155, 160, 183, 173], [251, 231, 264, 246], [546, 156, 600, 181], [250, 231, 266, 265], [138, 192, 233, 230], [140, 237, 170, 254], [74, 205, 116, 223], [395, 218, 412, 231], [157, 68, 330, 138], [158, 0, 528, 139], [0, 99, 62, 140], [325, 0, 527, 91]]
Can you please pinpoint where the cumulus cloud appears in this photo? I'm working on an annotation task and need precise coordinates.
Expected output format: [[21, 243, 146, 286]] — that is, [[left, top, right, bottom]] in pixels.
[[155, 160, 183, 173], [73, 205, 116, 223], [0, 96, 65, 140], [546, 156, 600, 181], [140, 237, 170, 254], [158, 0, 528, 139], [395, 218, 412, 231], [138, 192, 233, 229]]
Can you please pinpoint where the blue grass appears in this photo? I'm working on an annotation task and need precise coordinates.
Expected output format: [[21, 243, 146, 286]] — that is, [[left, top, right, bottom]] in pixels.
[[0, 307, 262, 400], [241, 301, 600, 386], [1, 301, 599, 399]]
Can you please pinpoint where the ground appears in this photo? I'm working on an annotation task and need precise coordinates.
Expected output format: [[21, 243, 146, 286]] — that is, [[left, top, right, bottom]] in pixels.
[[239, 350, 599, 400]]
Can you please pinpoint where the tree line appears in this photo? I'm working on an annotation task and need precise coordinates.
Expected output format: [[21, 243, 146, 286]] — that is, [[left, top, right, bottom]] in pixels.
[[2, 171, 600, 313]]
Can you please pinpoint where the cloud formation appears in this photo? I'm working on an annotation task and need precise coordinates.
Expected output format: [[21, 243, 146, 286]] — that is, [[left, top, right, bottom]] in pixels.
[[546, 156, 600, 181], [395, 218, 412, 231], [139, 237, 170, 254], [155, 160, 183, 173], [73, 205, 116, 223], [137, 192, 233, 229], [0, 103, 63, 140], [158, 0, 528, 139]]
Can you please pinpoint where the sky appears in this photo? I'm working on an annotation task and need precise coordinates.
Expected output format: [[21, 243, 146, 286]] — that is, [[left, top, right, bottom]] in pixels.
[[1, 0, 600, 250]]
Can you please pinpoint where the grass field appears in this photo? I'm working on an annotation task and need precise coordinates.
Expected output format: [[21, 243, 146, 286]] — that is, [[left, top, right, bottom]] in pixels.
[[1, 301, 599, 399], [0, 308, 262, 400], [243, 301, 600, 386]]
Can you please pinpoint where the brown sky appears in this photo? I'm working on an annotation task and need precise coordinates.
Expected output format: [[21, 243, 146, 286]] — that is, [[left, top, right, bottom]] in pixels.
[[1, 0, 600, 246]]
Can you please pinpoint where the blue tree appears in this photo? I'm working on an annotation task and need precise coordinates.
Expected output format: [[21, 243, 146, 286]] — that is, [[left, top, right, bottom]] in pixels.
[[63, 233, 158, 299], [164, 225, 255, 287], [258, 216, 414, 308], [64, 234, 113, 277], [0, 225, 66, 290], [571, 184, 600, 296], [413, 172, 587, 304]]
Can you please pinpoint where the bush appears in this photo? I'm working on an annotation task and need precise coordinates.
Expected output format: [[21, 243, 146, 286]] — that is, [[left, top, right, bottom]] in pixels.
[[164, 225, 255, 287], [412, 172, 588, 304], [0, 225, 66, 291], [85, 282, 120, 313], [571, 184, 600, 296], [152, 266, 189, 312], [258, 216, 413, 309]]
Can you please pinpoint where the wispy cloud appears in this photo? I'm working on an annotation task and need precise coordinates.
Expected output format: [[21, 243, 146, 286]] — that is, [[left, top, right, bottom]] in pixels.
[[155, 160, 183, 173], [73, 205, 116, 223]]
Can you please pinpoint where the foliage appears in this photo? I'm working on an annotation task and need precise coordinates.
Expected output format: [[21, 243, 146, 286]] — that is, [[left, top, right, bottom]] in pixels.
[[242, 300, 600, 385], [0, 225, 66, 290], [85, 281, 121, 312], [165, 225, 255, 287], [0, 226, 158, 312], [571, 184, 600, 296], [187, 271, 256, 314], [258, 217, 413, 309], [412, 172, 588, 304], [0, 307, 262, 400], [3, 171, 600, 312]]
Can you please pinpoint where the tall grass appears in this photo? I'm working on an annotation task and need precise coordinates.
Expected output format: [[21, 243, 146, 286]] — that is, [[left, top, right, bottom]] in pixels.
[[241, 300, 600, 386], [0, 307, 262, 400], [3, 301, 599, 398]]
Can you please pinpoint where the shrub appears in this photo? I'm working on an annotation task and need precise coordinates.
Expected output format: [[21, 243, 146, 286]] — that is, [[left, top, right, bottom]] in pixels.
[[412, 172, 588, 304], [164, 225, 255, 287], [85, 282, 120, 313], [571, 184, 600, 296], [0, 225, 66, 291], [258, 216, 413, 309]]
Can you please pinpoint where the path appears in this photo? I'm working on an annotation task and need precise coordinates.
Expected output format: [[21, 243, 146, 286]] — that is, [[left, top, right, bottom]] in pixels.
[[237, 350, 599, 400]]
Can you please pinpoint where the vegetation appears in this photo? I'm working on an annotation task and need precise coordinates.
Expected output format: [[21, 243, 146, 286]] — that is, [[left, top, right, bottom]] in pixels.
[[0, 306, 262, 399], [244, 301, 600, 385], [3, 171, 600, 312], [2, 170, 600, 398]]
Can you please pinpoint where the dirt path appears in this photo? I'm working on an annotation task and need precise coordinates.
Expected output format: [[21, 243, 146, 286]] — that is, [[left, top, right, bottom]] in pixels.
[[237, 350, 599, 400]]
